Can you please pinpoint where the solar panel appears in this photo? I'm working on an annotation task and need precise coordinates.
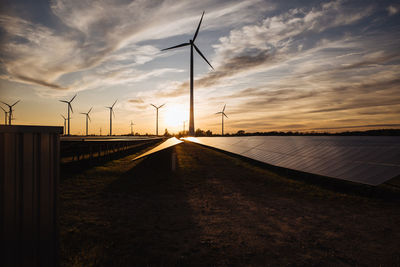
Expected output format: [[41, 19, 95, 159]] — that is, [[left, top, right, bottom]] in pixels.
[[183, 136, 400, 185], [133, 137, 183, 161]]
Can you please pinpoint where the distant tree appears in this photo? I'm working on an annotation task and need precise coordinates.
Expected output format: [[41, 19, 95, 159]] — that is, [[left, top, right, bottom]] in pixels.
[[205, 130, 213, 136], [164, 128, 171, 137], [237, 130, 245, 136], [195, 128, 205, 136]]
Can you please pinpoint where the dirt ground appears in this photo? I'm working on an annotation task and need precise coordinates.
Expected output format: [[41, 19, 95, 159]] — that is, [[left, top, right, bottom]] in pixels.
[[59, 142, 400, 266]]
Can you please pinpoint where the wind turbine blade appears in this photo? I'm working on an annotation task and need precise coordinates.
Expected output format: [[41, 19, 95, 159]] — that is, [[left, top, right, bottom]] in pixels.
[[80, 112, 86, 115], [193, 44, 214, 69], [112, 109, 115, 118], [70, 94, 77, 102], [223, 112, 228, 118], [215, 112, 222, 115], [11, 100, 20, 107], [1, 106, 6, 112], [59, 100, 68, 103], [88, 107, 93, 114], [193, 11, 205, 41], [222, 104, 226, 112], [69, 103, 74, 113], [150, 104, 157, 109], [112, 100, 117, 108], [159, 103, 165, 109], [161, 42, 190, 51], [88, 115, 91, 122], [0, 101, 10, 107], [61, 114, 66, 120]]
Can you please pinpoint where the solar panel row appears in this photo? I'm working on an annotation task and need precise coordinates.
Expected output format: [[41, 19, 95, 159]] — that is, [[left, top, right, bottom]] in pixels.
[[184, 136, 400, 185], [133, 137, 183, 160]]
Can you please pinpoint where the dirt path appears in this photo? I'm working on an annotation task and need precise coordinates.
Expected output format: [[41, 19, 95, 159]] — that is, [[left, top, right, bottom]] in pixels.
[[60, 142, 400, 266]]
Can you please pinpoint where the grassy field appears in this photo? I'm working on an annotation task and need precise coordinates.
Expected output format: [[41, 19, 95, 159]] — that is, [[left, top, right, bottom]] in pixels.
[[60, 141, 400, 266]]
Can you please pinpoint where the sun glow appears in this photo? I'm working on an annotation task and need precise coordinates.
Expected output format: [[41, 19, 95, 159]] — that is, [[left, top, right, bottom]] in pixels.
[[163, 105, 188, 130]]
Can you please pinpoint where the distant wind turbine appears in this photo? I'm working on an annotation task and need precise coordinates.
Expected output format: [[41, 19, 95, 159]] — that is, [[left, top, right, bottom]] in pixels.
[[161, 11, 213, 136], [106, 100, 117, 135], [60, 114, 67, 135], [130, 121, 135, 135], [59, 94, 77, 135], [215, 104, 228, 135], [1, 106, 8, 125], [151, 103, 165, 136], [183, 120, 187, 133], [1, 100, 20, 125], [80, 107, 92, 136]]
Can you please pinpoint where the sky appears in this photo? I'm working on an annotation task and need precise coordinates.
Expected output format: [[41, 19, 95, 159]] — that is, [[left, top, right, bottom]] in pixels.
[[0, 0, 399, 135]]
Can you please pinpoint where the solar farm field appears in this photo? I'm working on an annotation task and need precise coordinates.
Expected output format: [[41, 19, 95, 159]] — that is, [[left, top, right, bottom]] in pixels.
[[59, 140, 400, 266]]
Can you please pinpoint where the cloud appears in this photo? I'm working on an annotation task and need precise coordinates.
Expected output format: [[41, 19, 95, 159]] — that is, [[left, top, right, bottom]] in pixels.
[[387, 5, 399, 15], [159, 0, 375, 98], [0, 0, 267, 93]]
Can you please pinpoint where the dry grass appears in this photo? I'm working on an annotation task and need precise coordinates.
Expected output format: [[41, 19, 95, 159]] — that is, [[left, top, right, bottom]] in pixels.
[[60, 142, 400, 266]]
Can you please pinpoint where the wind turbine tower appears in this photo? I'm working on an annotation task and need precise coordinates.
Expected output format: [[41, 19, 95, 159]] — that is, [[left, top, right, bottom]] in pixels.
[[1, 100, 20, 125], [80, 107, 92, 136], [215, 104, 228, 135], [161, 11, 213, 136], [130, 121, 135, 135], [60, 115, 67, 135], [150, 104, 165, 136], [59, 94, 77, 135], [1, 106, 8, 125], [106, 100, 117, 136]]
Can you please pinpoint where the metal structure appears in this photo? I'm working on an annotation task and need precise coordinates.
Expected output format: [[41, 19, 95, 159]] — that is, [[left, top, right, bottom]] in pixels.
[[106, 100, 117, 136], [60, 136, 163, 163], [1, 106, 8, 125], [80, 107, 92, 136], [0, 125, 63, 266], [1, 100, 20, 125], [161, 11, 213, 136], [59, 94, 76, 135], [184, 136, 400, 185], [130, 121, 135, 135], [151, 103, 165, 136], [215, 104, 228, 135], [60, 114, 67, 135]]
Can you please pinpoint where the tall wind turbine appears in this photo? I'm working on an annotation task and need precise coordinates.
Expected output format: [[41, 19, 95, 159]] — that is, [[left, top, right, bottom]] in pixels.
[[1, 106, 8, 125], [59, 94, 76, 135], [130, 121, 135, 135], [106, 100, 117, 136], [215, 104, 228, 135], [161, 11, 213, 136], [1, 100, 20, 125], [60, 114, 67, 135], [150, 103, 165, 136], [80, 107, 92, 136]]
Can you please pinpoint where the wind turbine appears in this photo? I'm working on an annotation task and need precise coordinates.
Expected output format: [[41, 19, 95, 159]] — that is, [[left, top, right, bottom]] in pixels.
[[1, 106, 8, 125], [60, 114, 67, 135], [183, 120, 187, 133], [1, 100, 20, 125], [59, 94, 77, 135], [80, 107, 92, 136], [106, 100, 117, 136], [161, 11, 213, 136], [150, 103, 165, 136], [215, 104, 228, 135], [130, 121, 135, 135]]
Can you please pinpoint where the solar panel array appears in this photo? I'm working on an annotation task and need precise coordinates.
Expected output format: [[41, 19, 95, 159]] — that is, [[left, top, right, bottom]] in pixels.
[[133, 137, 183, 161], [184, 136, 400, 185]]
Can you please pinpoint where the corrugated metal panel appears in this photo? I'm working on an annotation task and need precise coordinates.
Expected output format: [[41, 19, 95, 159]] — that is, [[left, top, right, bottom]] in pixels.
[[0, 125, 62, 267], [184, 136, 400, 186]]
